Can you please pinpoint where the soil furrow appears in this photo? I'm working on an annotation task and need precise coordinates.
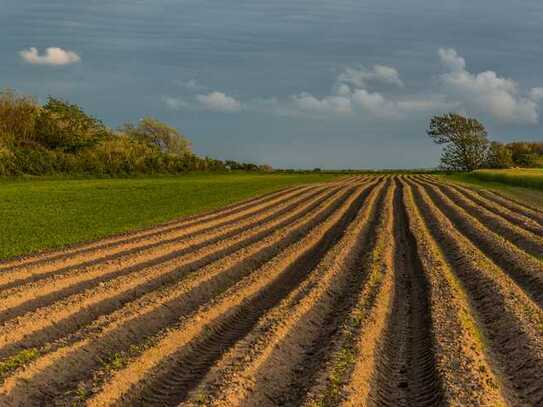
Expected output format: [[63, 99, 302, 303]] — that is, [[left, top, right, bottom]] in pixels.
[[79, 183, 370, 407], [1, 187, 343, 402], [416, 180, 543, 308], [0, 184, 368, 406], [399, 180, 507, 406], [428, 179, 543, 257], [126, 182, 372, 407], [414, 176, 543, 237], [477, 189, 543, 226], [0, 180, 350, 273], [409, 180, 543, 406], [0, 184, 328, 289], [0, 184, 314, 272], [368, 179, 441, 407], [184, 179, 388, 407], [0, 185, 356, 362], [0, 174, 541, 406], [0, 185, 345, 325], [276, 181, 391, 406]]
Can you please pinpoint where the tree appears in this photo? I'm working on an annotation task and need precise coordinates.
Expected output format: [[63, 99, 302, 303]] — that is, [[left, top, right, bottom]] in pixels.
[[485, 141, 513, 169], [427, 113, 489, 171], [120, 117, 191, 156], [508, 142, 543, 167], [35, 97, 107, 151]]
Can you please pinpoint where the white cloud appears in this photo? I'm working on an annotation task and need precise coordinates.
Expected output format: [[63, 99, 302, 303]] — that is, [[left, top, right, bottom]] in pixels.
[[338, 65, 403, 88], [161, 58, 452, 120], [529, 87, 543, 101], [351, 89, 398, 118], [163, 96, 189, 110], [19, 47, 81, 65], [196, 91, 241, 112], [290, 92, 352, 115], [439, 48, 541, 124], [438, 48, 465, 72]]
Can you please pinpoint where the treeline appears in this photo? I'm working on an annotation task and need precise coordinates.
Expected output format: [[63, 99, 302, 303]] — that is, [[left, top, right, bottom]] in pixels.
[[0, 89, 269, 176], [427, 113, 543, 171], [486, 141, 543, 169]]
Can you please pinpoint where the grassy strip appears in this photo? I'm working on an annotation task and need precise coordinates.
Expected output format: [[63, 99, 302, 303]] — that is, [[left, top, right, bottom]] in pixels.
[[0, 172, 338, 260], [440, 171, 543, 209]]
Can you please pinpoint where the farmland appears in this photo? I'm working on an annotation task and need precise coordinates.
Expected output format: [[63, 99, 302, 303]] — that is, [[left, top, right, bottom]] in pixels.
[[0, 173, 337, 259], [444, 168, 543, 208], [451, 168, 543, 190], [0, 175, 542, 406]]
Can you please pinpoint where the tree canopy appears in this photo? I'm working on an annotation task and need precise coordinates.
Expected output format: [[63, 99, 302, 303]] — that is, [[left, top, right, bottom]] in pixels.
[[35, 97, 108, 152], [119, 117, 191, 156], [0, 88, 266, 176], [427, 113, 489, 171]]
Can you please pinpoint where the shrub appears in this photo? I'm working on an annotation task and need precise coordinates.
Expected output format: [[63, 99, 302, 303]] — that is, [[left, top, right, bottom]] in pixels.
[[485, 142, 513, 169], [35, 97, 107, 152], [0, 88, 262, 177], [120, 117, 191, 156], [0, 89, 40, 146]]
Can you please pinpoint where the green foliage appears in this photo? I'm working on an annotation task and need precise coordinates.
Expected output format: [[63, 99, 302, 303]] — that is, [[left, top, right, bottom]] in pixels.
[[0, 173, 338, 259], [119, 116, 191, 156], [508, 142, 543, 167], [0, 89, 262, 177], [0, 89, 40, 145], [469, 169, 543, 190], [427, 113, 489, 171], [35, 97, 107, 152], [442, 170, 543, 208], [485, 141, 513, 169], [0, 348, 40, 377]]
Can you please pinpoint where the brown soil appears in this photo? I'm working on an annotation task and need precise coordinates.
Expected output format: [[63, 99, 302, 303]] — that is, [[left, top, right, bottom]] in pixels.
[[0, 175, 541, 407]]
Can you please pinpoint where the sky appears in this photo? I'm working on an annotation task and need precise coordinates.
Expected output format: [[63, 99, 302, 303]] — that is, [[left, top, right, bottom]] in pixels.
[[2, 0, 543, 169]]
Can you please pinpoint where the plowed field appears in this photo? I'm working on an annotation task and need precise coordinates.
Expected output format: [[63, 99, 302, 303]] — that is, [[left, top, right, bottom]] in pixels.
[[1, 175, 542, 406]]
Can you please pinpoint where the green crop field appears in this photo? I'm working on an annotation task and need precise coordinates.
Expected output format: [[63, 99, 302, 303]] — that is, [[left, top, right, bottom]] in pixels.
[[468, 168, 543, 189], [0, 173, 338, 260], [442, 168, 543, 208]]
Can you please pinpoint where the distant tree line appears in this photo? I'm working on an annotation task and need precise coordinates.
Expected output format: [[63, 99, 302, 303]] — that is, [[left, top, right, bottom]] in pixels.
[[427, 113, 543, 171], [0, 89, 270, 176], [487, 141, 543, 169]]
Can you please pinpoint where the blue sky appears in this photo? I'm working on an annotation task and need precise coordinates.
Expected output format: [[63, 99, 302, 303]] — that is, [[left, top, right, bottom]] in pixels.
[[2, 0, 543, 169]]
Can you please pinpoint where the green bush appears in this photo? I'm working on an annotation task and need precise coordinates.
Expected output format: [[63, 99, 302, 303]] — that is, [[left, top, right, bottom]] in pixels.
[[0, 88, 263, 177], [0, 89, 40, 146], [34, 97, 107, 152]]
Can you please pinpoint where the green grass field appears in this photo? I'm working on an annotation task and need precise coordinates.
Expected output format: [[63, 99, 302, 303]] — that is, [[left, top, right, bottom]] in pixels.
[[442, 168, 543, 208], [0, 173, 338, 260]]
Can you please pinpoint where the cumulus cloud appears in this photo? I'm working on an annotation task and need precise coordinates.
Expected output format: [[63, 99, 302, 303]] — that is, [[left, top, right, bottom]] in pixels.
[[161, 58, 458, 120], [351, 89, 397, 118], [19, 47, 81, 65], [163, 67, 445, 119], [338, 65, 404, 88], [438, 48, 541, 124], [290, 93, 352, 115], [529, 87, 543, 101], [437, 48, 465, 72], [163, 96, 189, 110], [196, 92, 242, 112]]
